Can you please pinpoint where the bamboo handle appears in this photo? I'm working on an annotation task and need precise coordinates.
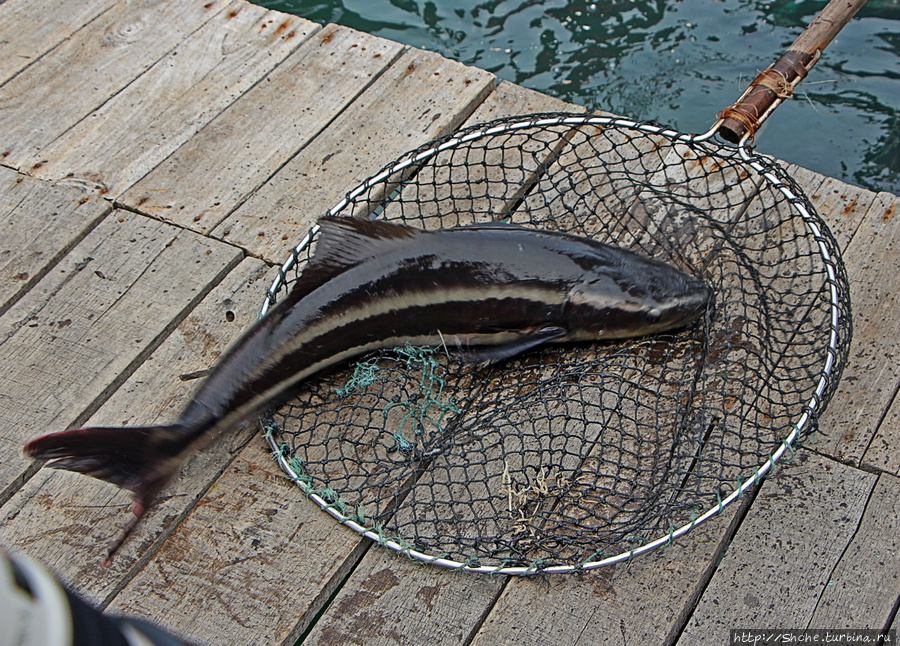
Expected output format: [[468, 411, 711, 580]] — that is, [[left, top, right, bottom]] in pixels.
[[717, 0, 867, 143]]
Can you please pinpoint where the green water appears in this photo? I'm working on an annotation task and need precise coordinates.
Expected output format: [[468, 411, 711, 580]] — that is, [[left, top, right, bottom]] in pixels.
[[258, 0, 899, 195]]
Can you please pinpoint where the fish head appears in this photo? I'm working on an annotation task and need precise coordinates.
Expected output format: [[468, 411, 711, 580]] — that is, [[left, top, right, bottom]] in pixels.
[[562, 248, 711, 340]]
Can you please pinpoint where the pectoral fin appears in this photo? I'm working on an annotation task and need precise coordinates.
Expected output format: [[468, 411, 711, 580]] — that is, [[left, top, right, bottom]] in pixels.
[[459, 326, 567, 364]]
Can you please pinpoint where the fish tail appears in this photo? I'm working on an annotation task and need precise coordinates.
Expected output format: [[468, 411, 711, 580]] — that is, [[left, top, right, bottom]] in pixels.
[[24, 424, 186, 565]]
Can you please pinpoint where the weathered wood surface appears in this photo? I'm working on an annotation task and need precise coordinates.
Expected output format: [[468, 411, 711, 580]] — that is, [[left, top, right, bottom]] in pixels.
[[0, 0, 234, 168], [784, 167, 900, 473], [814, 190, 900, 465], [0, 167, 110, 316], [678, 450, 877, 643], [29, 3, 315, 198], [107, 438, 370, 645], [1, 0, 899, 644], [0, 257, 269, 604], [119, 23, 405, 234], [808, 472, 900, 629], [0, 0, 115, 85], [787, 163, 876, 251], [210, 45, 496, 262], [0, 208, 241, 506], [868, 390, 900, 476], [303, 550, 505, 646]]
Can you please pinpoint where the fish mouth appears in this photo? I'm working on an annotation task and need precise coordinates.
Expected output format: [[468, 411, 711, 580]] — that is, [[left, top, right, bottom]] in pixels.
[[673, 282, 712, 329], [643, 280, 711, 336]]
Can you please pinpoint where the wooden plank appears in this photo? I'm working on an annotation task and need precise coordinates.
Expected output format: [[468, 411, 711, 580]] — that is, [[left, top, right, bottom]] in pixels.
[[0, 211, 241, 507], [865, 388, 900, 475], [0, 0, 232, 168], [785, 163, 827, 207], [467, 80, 581, 123], [813, 191, 900, 465], [0, 259, 273, 604], [106, 439, 369, 646], [789, 166, 876, 251], [210, 46, 496, 262], [0, 0, 115, 85], [83, 258, 271, 430], [677, 450, 876, 643], [0, 168, 110, 316], [119, 23, 404, 233], [808, 473, 900, 628], [859, 195, 900, 474], [303, 549, 505, 646], [28, 1, 315, 197], [785, 168, 883, 464], [469, 499, 749, 646]]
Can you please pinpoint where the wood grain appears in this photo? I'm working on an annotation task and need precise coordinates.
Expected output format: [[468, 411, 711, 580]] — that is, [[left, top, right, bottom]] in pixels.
[[788, 165, 876, 251], [0, 0, 232, 168], [0, 0, 894, 642], [120, 23, 404, 233], [0, 259, 273, 603], [210, 46, 496, 262], [107, 438, 369, 646], [303, 550, 505, 646], [814, 191, 900, 465], [0, 0, 115, 85], [0, 212, 241, 506], [29, 1, 315, 197], [677, 450, 876, 643], [0, 168, 110, 316], [865, 389, 900, 475], [808, 472, 900, 628]]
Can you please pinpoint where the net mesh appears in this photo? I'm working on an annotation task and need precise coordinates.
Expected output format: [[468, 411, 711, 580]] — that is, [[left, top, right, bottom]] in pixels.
[[261, 114, 851, 573]]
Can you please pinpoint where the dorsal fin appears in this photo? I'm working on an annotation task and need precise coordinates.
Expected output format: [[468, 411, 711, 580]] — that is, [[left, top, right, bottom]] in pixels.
[[274, 216, 425, 313], [313, 215, 423, 272]]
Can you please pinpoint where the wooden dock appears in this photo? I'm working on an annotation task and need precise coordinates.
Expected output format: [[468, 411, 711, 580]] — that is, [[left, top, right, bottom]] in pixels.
[[1, 0, 898, 643]]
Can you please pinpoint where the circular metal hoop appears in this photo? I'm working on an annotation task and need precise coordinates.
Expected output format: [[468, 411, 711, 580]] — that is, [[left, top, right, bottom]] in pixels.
[[260, 113, 850, 575]]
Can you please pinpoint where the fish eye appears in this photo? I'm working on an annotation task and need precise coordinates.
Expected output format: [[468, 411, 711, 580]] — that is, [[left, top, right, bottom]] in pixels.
[[645, 307, 662, 324]]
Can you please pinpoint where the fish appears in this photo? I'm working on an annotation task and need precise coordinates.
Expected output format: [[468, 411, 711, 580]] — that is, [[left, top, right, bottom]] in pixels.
[[24, 216, 711, 563]]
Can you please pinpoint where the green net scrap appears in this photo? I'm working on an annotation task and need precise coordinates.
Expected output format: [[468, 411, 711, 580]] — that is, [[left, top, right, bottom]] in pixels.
[[260, 113, 851, 574]]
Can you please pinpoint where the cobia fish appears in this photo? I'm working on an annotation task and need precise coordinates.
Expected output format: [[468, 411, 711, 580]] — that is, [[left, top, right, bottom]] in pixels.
[[24, 216, 711, 562]]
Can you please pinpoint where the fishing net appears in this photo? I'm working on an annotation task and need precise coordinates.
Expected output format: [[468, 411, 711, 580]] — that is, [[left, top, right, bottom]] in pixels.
[[259, 113, 851, 574]]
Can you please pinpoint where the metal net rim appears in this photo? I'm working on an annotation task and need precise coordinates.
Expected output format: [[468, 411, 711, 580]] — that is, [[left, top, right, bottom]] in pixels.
[[258, 112, 849, 575]]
